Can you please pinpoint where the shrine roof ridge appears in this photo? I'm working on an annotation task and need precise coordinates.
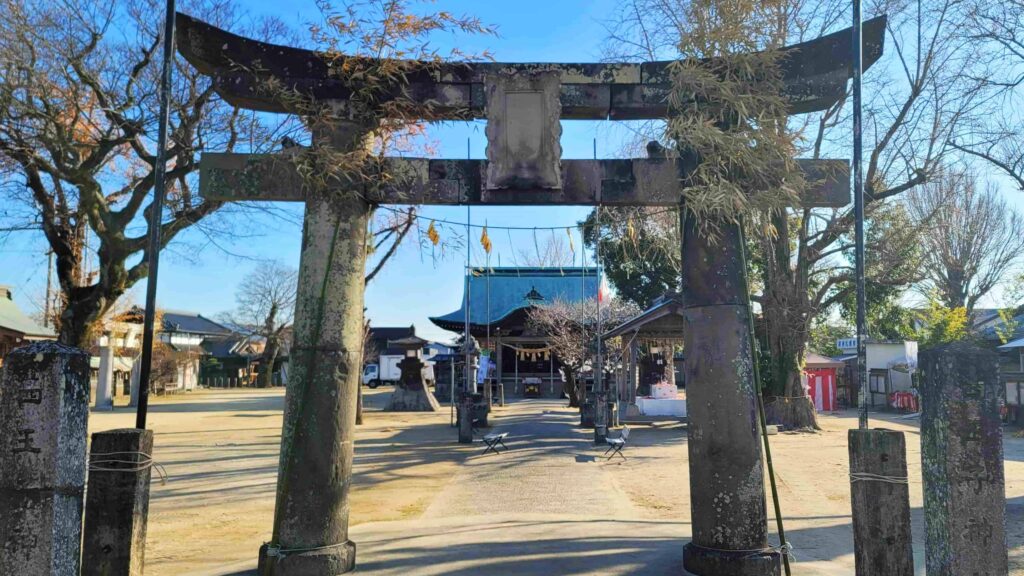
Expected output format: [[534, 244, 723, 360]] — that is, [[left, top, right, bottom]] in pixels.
[[470, 267, 598, 277], [175, 12, 886, 118]]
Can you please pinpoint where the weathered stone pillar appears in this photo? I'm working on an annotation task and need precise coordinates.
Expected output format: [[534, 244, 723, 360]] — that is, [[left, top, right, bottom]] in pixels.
[[0, 341, 91, 576], [95, 343, 114, 410], [593, 389, 609, 444], [629, 339, 639, 405], [580, 392, 596, 427], [919, 341, 1007, 576], [128, 361, 141, 408], [81, 428, 154, 576], [680, 214, 780, 576], [457, 393, 475, 444], [495, 335, 503, 387], [848, 429, 914, 575], [258, 121, 372, 576], [662, 346, 676, 386]]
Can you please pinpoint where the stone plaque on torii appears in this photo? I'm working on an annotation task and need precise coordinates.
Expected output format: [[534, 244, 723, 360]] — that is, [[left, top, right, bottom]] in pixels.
[[176, 12, 885, 576]]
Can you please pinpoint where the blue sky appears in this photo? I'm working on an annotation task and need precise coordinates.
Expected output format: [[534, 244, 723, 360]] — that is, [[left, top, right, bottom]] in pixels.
[[0, 0, 622, 343], [2, 0, 1023, 344]]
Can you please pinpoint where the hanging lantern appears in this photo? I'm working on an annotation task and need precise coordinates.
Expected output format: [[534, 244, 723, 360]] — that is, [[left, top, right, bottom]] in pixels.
[[427, 220, 440, 245], [480, 226, 492, 254]]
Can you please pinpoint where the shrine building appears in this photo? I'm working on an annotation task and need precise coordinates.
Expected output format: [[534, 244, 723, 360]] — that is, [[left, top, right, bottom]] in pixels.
[[430, 267, 596, 398]]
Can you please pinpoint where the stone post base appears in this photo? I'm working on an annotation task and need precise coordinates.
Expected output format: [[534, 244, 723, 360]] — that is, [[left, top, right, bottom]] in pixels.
[[257, 540, 356, 576], [580, 400, 595, 428], [81, 428, 154, 576], [457, 397, 475, 444], [683, 542, 780, 576], [384, 385, 441, 412], [472, 398, 490, 427]]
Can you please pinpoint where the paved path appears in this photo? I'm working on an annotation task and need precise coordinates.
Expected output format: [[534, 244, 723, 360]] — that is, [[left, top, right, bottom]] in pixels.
[[347, 399, 686, 576], [424, 400, 635, 519]]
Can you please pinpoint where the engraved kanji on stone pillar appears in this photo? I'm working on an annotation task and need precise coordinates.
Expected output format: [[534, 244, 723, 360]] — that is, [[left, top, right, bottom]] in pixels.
[[0, 341, 91, 576], [484, 70, 562, 191], [919, 341, 1008, 576]]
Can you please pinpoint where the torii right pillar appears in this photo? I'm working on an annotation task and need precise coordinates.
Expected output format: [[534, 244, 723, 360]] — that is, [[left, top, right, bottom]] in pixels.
[[680, 212, 780, 576]]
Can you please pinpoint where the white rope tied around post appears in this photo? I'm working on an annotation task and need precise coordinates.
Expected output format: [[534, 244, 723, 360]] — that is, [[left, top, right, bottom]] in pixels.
[[695, 542, 796, 561], [88, 451, 168, 485], [265, 540, 350, 559], [849, 472, 908, 484]]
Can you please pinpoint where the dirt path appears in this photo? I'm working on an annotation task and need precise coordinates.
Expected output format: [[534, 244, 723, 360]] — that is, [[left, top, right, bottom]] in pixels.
[[86, 388, 1024, 575], [88, 387, 470, 575]]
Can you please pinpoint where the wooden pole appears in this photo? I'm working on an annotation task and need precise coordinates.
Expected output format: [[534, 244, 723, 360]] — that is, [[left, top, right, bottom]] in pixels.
[[848, 429, 914, 575], [81, 429, 154, 576]]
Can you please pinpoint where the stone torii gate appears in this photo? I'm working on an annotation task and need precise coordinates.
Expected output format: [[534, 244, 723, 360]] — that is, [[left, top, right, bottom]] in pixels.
[[176, 13, 885, 576]]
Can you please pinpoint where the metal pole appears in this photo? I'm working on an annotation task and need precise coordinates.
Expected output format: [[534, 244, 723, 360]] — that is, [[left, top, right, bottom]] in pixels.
[[135, 0, 176, 430], [44, 250, 53, 328], [465, 219, 474, 395], [486, 239, 491, 397], [853, 0, 869, 430], [579, 227, 586, 399], [593, 140, 601, 399], [465, 138, 475, 396], [595, 208, 603, 401]]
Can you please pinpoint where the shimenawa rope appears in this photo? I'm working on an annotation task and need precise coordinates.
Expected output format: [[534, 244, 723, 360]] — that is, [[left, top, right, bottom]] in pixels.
[[693, 541, 796, 561], [88, 451, 168, 484], [849, 472, 909, 484], [265, 540, 351, 558]]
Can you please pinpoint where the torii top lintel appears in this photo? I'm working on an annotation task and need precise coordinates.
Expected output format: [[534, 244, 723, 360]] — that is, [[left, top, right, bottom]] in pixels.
[[175, 12, 886, 120]]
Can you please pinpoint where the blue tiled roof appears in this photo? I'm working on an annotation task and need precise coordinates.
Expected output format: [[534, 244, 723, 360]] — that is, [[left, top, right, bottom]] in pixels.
[[430, 267, 598, 330], [980, 313, 1024, 342], [161, 310, 232, 336]]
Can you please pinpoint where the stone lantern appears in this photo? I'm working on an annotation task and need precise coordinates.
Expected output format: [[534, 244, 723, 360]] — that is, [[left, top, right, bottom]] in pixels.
[[383, 335, 441, 412], [462, 335, 481, 393], [457, 335, 486, 443]]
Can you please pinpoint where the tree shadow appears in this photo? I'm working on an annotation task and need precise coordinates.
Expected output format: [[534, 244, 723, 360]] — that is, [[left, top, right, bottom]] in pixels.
[[144, 391, 1024, 576]]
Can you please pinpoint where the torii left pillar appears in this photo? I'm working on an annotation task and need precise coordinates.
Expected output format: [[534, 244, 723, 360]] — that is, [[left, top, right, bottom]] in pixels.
[[258, 120, 372, 576], [680, 213, 781, 576]]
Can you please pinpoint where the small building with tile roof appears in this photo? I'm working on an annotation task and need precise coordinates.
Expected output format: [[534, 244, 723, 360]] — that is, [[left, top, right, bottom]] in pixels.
[[0, 285, 55, 363]]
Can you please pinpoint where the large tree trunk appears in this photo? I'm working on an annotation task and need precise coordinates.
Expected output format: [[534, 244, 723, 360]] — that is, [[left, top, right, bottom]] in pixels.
[[58, 284, 112, 348], [257, 338, 281, 388], [762, 325, 819, 430], [564, 370, 581, 408], [760, 211, 820, 431], [54, 227, 132, 349], [356, 382, 363, 425]]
